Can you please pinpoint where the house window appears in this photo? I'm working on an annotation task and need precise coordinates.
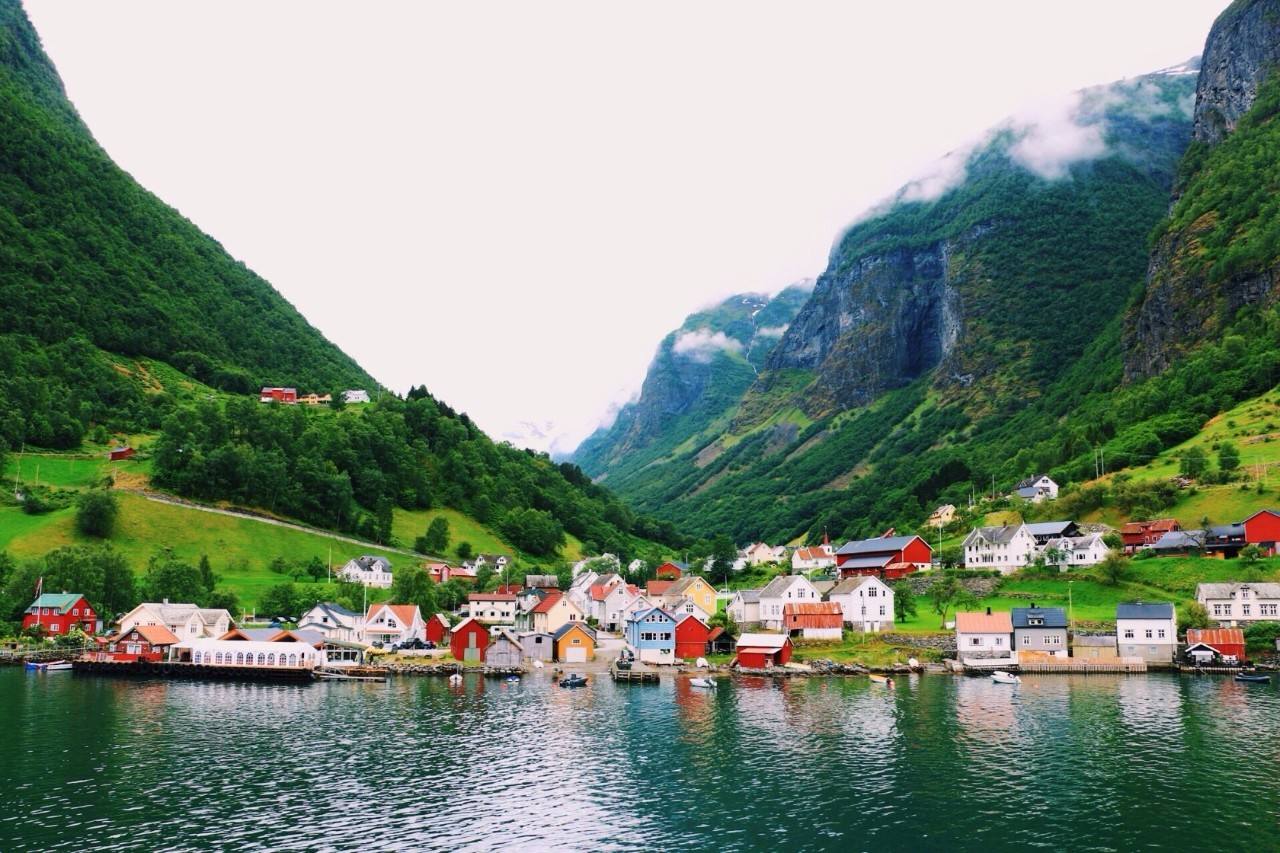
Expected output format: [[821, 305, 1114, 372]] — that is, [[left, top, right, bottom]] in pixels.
[[1213, 604, 1223, 616], [995, 637, 1003, 646], [868, 588, 877, 598], [73, 608, 79, 616], [1123, 629, 1134, 639], [1145, 629, 1153, 639], [1243, 605, 1252, 616], [879, 606, 886, 616], [1157, 630, 1166, 640]]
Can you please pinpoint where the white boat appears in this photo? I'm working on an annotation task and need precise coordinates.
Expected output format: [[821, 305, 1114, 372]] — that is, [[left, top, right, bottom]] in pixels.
[[448, 673, 464, 685], [26, 660, 72, 672], [690, 677, 717, 689], [991, 671, 1021, 684]]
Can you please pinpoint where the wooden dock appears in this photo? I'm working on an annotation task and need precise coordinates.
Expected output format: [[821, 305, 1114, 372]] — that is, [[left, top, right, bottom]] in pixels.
[[1017, 660, 1147, 674], [610, 661, 659, 683]]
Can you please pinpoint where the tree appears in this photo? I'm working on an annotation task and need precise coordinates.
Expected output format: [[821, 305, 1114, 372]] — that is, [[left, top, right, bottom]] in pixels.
[[259, 583, 302, 620], [1218, 441, 1241, 474], [1102, 531, 1123, 551], [499, 508, 565, 557], [1183, 601, 1213, 631], [389, 566, 438, 617], [144, 553, 206, 604], [436, 579, 468, 611], [928, 578, 976, 628], [707, 535, 738, 585], [1179, 446, 1208, 479], [936, 546, 963, 570], [1097, 553, 1129, 586], [1239, 543, 1263, 564], [44, 544, 136, 619], [892, 580, 918, 623], [475, 565, 494, 591], [328, 391, 346, 412], [422, 517, 450, 555], [206, 589, 241, 615], [304, 556, 326, 581], [75, 490, 118, 538], [456, 541, 474, 561], [198, 555, 216, 594], [374, 498, 394, 545]]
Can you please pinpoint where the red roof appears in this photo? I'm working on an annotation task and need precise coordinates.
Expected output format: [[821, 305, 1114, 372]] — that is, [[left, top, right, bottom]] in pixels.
[[955, 611, 1013, 633], [590, 585, 610, 602], [707, 626, 725, 642], [128, 624, 180, 646], [467, 593, 517, 602], [783, 601, 843, 628], [531, 592, 564, 614], [647, 580, 674, 596], [366, 603, 420, 627], [1186, 628, 1245, 648], [495, 584, 521, 595], [1121, 519, 1179, 535]]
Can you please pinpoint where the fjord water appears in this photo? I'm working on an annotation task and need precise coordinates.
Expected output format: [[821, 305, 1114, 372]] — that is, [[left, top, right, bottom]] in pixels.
[[1, 670, 1276, 852]]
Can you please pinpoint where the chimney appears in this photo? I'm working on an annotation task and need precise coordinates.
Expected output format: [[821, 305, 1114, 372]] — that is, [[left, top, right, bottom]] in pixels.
[[986, 607, 991, 616], [163, 598, 169, 605]]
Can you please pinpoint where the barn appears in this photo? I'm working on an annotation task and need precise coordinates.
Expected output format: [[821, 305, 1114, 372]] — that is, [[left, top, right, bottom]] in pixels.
[[107, 446, 135, 461], [836, 535, 932, 579], [1243, 510, 1280, 555], [783, 602, 843, 640], [735, 633, 793, 669], [655, 562, 685, 580], [1185, 628, 1246, 663], [449, 617, 488, 663], [674, 613, 712, 659], [425, 613, 450, 645], [486, 629, 524, 667]]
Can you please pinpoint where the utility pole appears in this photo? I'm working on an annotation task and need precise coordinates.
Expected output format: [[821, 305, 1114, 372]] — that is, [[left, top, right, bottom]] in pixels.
[[1068, 580, 1074, 634]]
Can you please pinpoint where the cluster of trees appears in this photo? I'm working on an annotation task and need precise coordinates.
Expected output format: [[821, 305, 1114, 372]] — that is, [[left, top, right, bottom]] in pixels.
[[150, 391, 685, 557], [0, 545, 137, 632], [1179, 441, 1241, 483]]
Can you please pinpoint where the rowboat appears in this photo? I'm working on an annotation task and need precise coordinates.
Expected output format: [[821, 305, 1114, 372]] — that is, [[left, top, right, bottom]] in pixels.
[[25, 660, 71, 672], [868, 674, 894, 687], [559, 674, 588, 688], [690, 677, 717, 689], [991, 671, 1021, 684], [1234, 673, 1271, 683]]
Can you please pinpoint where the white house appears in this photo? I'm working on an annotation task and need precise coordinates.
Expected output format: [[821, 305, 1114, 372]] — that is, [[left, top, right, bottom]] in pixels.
[[474, 553, 511, 574], [828, 576, 894, 632], [360, 603, 424, 647], [296, 602, 361, 641], [1115, 602, 1177, 662], [615, 594, 659, 634], [343, 389, 371, 404], [758, 574, 822, 630], [743, 542, 783, 566], [338, 555, 393, 588], [465, 593, 518, 625], [117, 602, 232, 639], [954, 610, 1013, 658], [1013, 474, 1059, 503], [927, 504, 957, 527], [791, 544, 836, 572], [1042, 533, 1110, 570], [600, 583, 640, 632], [727, 589, 761, 626], [962, 524, 1039, 574], [1195, 582, 1280, 626]]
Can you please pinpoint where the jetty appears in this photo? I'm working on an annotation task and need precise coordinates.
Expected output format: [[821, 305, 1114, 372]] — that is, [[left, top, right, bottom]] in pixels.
[[610, 661, 659, 683], [72, 658, 314, 682]]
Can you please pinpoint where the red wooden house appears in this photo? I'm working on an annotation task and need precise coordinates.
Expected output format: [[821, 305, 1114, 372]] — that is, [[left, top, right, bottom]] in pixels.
[[1185, 628, 1246, 662], [425, 613, 450, 645], [655, 562, 685, 580], [1120, 519, 1180, 553], [674, 613, 713, 659], [835, 535, 932, 579], [259, 387, 298, 404], [735, 633, 792, 669], [449, 616, 489, 663], [104, 624, 180, 662], [107, 446, 135, 461], [1243, 510, 1280, 555], [22, 593, 97, 635]]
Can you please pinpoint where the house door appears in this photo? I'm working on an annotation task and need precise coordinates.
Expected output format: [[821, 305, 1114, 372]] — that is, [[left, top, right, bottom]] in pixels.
[[464, 633, 480, 662]]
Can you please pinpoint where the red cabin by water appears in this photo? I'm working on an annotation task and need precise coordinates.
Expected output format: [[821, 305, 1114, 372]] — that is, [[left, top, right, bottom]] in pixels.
[[449, 616, 489, 663], [425, 613, 451, 645], [674, 613, 712, 659], [22, 593, 96, 635], [735, 633, 793, 669]]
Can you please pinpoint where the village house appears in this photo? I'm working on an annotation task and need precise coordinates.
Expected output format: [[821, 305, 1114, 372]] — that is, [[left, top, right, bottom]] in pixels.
[[22, 593, 98, 635], [835, 534, 932, 579], [360, 603, 424, 647], [466, 593, 518, 625], [107, 446, 135, 461], [1184, 628, 1246, 665], [426, 563, 475, 584], [520, 631, 554, 662], [1041, 532, 1110, 570], [660, 576, 717, 622], [103, 624, 179, 662], [735, 633, 792, 669], [522, 592, 585, 635], [1024, 521, 1081, 548], [554, 622, 597, 663], [1242, 509, 1280, 555], [1011, 605, 1068, 658], [674, 613, 713, 659], [927, 504, 957, 527], [783, 602, 843, 640], [727, 589, 761, 627], [486, 628, 524, 667], [600, 583, 640, 632], [791, 541, 836, 572], [707, 626, 736, 655], [524, 574, 560, 590], [624, 606, 677, 664], [1120, 519, 1180, 554], [296, 602, 361, 642], [1115, 602, 1177, 663], [297, 393, 332, 405], [566, 570, 600, 613], [1072, 634, 1118, 660], [474, 554, 511, 574], [259, 386, 298, 404], [758, 575, 822, 630], [1204, 522, 1248, 557], [117, 601, 232, 639], [743, 543, 786, 566], [343, 389, 371, 404], [827, 576, 894, 633], [1150, 528, 1207, 556], [962, 524, 1039, 573], [1013, 474, 1059, 503], [425, 613, 450, 646], [616, 594, 659, 634], [338, 555, 393, 589], [449, 616, 489, 663], [655, 561, 686, 580], [954, 609, 1013, 659], [1195, 582, 1280, 626]]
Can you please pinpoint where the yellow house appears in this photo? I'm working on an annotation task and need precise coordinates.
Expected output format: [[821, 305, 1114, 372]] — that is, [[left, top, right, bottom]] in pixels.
[[531, 594, 585, 635], [553, 622, 596, 663], [662, 576, 717, 619]]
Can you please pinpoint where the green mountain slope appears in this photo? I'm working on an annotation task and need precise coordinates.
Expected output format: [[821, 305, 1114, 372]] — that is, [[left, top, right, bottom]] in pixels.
[[0, 0, 374, 449]]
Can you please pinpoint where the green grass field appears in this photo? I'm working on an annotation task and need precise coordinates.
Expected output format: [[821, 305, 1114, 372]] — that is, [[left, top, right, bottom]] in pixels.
[[4, 454, 114, 490]]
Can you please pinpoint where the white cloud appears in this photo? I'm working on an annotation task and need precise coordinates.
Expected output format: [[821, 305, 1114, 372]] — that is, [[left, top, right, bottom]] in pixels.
[[672, 329, 743, 363], [1006, 91, 1107, 180], [755, 325, 789, 338]]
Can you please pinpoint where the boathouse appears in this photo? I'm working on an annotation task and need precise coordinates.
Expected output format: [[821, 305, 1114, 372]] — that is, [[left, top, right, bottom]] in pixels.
[[674, 613, 713, 659], [554, 622, 597, 663], [425, 613, 450, 645], [735, 633, 792, 669], [103, 624, 179, 662], [1185, 628, 1246, 664], [487, 628, 524, 667], [519, 631, 554, 662], [450, 616, 489, 663]]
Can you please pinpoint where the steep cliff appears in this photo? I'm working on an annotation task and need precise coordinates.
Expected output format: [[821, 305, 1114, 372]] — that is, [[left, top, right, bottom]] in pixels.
[[1126, 0, 1280, 379]]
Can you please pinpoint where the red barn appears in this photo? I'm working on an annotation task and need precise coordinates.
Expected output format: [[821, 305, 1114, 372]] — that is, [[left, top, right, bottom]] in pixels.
[[1243, 510, 1280, 555], [674, 613, 713, 659], [734, 633, 793, 669], [105, 624, 179, 662], [259, 387, 298, 404], [22, 593, 96, 635], [835, 535, 932, 579], [449, 616, 489, 663], [1185, 628, 1246, 663], [1120, 519, 1180, 553], [425, 613, 450, 645], [783, 602, 843, 640], [655, 562, 685, 580], [107, 446, 135, 461]]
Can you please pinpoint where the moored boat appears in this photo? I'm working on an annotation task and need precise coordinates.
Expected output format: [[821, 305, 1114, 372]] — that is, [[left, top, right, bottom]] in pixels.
[[1234, 673, 1270, 683], [690, 677, 717, 689], [559, 673, 588, 688], [991, 671, 1021, 684], [25, 660, 71, 672]]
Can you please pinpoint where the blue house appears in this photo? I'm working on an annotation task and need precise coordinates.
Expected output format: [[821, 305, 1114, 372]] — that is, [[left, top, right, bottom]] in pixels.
[[624, 606, 677, 665]]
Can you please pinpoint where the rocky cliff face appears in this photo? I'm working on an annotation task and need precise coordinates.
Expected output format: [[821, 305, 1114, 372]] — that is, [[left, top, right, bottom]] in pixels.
[[1193, 0, 1280, 145], [1126, 0, 1280, 380]]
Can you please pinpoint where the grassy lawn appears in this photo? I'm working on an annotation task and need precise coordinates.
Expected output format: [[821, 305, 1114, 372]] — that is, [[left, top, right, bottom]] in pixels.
[[4, 454, 116, 489], [392, 507, 514, 559], [791, 634, 945, 666]]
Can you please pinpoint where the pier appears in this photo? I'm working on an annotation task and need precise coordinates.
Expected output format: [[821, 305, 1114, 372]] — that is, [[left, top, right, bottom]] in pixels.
[[72, 659, 314, 682], [610, 661, 659, 683]]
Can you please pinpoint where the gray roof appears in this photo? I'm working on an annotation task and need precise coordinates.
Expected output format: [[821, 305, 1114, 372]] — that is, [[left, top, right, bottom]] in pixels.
[[1196, 582, 1280, 599], [1153, 529, 1205, 550], [352, 555, 391, 571], [829, 576, 884, 596], [1011, 607, 1068, 629], [759, 575, 808, 599], [963, 525, 1024, 546], [836, 555, 893, 570], [1044, 533, 1104, 550], [1207, 523, 1246, 538], [1015, 474, 1053, 489], [836, 536, 920, 556], [312, 601, 358, 620], [1073, 634, 1117, 647], [290, 629, 326, 646], [1024, 522, 1076, 537], [237, 628, 282, 641], [734, 589, 761, 603], [524, 575, 559, 588], [665, 577, 703, 597], [553, 622, 596, 641], [811, 580, 837, 596], [1016, 487, 1040, 499], [1116, 602, 1175, 620]]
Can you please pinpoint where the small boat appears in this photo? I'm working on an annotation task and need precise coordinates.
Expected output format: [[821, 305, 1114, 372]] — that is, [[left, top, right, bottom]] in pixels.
[[868, 674, 894, 687], [559, 674, 588, 688], [1235, 673, 1271, 683], [25, 660, 71, 672], [615, 659, 632, 671], [690, 677, 717, 689], [991, 671, 1021, 684], [533, 660, 544, 669], [448, 673, 464, 685], [504, 675, 521, 683]]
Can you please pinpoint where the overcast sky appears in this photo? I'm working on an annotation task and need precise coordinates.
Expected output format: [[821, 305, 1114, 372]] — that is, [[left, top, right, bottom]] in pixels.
[[25, 1, 1228, 454]]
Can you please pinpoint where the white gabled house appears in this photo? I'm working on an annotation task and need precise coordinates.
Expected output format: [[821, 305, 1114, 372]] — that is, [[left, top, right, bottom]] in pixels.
[[1042, 532, 1110, 570], [360, 603, 425, 647], [117, 601, 232, 639], [962, 524, 1038, 574], [954, 609, 1014, 659], [338, 555, 393, 588], [1013, 474, 1059, 503], [727, 589, 762, 627], [758, 574, 821, 630], [791, 544, 836, 572], [296, 602, 361, 641], [828, 576, 894, 632]]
